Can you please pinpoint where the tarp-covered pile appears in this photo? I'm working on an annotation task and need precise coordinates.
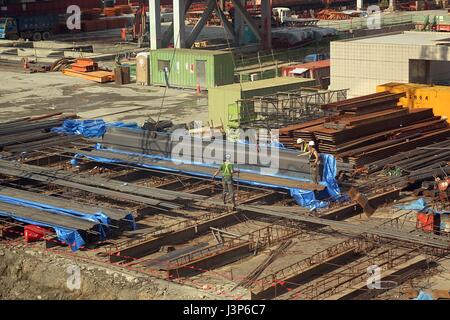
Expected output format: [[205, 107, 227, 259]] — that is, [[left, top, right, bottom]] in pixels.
[[54, 119, 344, 211]]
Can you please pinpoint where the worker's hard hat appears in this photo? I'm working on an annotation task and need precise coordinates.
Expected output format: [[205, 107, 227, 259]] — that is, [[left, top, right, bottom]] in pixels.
[[296, 138, 304, 144], [225, 153, 231, 160], [308, 141, 315, 146]]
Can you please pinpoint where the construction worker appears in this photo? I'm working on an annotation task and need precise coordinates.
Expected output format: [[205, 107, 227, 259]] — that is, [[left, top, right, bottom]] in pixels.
[[212, 154, 237, 210], [296, 138, 308, 153], [307, 141, 321, 184]]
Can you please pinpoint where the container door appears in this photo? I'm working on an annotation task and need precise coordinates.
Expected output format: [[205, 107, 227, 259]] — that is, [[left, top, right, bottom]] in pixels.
[[196, 60, 207, 89]]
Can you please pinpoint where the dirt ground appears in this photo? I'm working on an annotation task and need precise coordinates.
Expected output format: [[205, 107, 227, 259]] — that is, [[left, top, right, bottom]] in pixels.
[[0, 242, 219, 300]]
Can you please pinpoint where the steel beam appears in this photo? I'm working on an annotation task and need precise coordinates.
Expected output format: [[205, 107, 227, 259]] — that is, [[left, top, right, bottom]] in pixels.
[[251, 249, 361, 299], [109, 211, 242, 263], [0, 161, 181, 210], [185, 0, 217, 48], [231, 0, 262, 42], [167, 242, 252, 278], [333, 256, 430, 300], [215, 5, 236, 40], [162, 0, 193, 47], [260, 0, 272, 49]]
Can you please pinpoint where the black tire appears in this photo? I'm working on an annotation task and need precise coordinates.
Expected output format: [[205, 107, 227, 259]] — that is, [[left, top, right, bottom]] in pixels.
[[32, 32, 42, 41], [41, 31, 51, 41], [20, 31, 32, 40]]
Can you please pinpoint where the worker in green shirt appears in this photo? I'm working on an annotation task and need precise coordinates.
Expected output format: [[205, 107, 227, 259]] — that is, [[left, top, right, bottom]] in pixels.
[[212, 153, 237, 210]]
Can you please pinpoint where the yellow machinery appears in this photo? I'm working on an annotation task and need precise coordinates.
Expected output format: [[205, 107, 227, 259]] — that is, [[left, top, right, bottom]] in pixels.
[[377, 82, 450, 120]]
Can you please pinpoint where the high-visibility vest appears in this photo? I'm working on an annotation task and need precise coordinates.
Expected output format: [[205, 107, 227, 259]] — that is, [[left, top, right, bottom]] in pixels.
[[221, 162, 233, 177], [302, 143, 308, 153]]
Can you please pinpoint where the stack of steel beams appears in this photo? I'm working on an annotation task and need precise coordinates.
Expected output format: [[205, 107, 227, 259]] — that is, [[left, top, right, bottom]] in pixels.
[[0, 186, 133, 232], [0, 201, 99, 244], [278, 92, 450, 168], [0, 113, 78, 154], [60, 147, 325, 191], [278, 118, 324, 149], [99, 126, 352, 181], [0, 159, 201, 209]]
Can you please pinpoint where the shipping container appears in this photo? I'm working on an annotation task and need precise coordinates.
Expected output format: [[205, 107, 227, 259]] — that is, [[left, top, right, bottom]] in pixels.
[[281, 59, 330, 88], [149, 48, 235, 90], [377, 82, 450, 120], [208, 77, 316, 129]]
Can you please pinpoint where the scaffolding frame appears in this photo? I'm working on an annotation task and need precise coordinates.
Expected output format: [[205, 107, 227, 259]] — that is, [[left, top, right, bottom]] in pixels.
[[231, 88, 348, 130]]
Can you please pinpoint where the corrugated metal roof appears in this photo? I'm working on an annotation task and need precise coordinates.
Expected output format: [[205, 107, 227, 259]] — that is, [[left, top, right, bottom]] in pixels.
[[288, 59, 330, 70]]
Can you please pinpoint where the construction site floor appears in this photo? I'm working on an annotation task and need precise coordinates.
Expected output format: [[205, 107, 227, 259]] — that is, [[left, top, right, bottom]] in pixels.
[[0, 70, 208, 125]]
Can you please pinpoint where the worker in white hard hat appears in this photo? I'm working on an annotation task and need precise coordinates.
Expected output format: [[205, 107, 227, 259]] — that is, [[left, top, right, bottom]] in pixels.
[[212, 153, 237, 209], [307, 141, 321, 184], [296, 138, 308, 153]]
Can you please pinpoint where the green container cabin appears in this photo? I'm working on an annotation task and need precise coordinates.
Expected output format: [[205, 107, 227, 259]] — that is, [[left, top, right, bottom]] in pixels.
[[149, 48, 235, 90]]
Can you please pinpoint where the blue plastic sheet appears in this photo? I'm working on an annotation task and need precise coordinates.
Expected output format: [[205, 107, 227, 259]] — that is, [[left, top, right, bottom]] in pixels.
[[270, 141, 286, 149], [0, 210, 85, 251], [320, 153, 348, 204], [396, 198, 432, 213], [290, 189, 328, 210], [125, 213, 137, 230], [414, 291, 433, 300], [51, 119, 140, 138], [55, 228, 86, 252], [0, 194, 110, 239]]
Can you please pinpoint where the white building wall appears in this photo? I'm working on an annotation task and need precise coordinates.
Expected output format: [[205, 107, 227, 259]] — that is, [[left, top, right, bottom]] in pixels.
[[330, 37, 450, 97]]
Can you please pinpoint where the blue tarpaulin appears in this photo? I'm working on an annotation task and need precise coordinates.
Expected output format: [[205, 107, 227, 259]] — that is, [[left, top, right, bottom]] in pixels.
[[0, 210, 85, 251], [0, 194, 110, 239], [51, 119, 140, 138], [290, 188, 328, 209], [56, 120, 343, 211], [321, 154, 345, 201], [396, 198, 432, 213], [414, 291, 433, 300], [270, 141, 286, 149], [396, 198, 450, 217]]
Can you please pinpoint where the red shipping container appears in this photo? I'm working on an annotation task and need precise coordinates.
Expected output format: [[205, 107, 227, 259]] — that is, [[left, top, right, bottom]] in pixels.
[[24, 225, 50, 243]]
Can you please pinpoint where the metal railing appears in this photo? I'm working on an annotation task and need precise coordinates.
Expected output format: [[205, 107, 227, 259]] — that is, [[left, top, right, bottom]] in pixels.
[[231, 88, 348, 129]]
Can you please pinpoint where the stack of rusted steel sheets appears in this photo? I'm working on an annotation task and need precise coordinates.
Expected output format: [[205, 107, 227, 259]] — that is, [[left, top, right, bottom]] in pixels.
[[278, 91, 450, 169], [278, 118, 324, 149]]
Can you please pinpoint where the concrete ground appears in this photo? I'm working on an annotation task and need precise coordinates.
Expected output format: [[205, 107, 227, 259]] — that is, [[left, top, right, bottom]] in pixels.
[[0, 70, 208, 126]]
